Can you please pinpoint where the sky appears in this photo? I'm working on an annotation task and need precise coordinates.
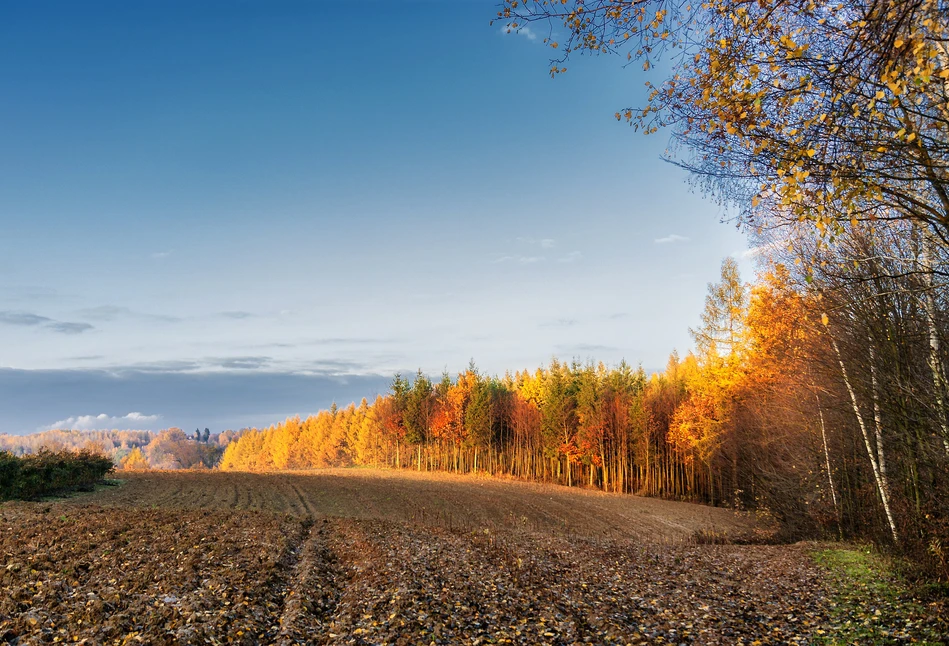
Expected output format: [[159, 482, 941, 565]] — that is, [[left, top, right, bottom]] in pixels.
[[0, 1, 754, 434]]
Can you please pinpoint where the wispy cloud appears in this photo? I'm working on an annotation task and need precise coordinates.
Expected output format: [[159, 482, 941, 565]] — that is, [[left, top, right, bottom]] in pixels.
[[500, 23, 538, 41], [0, 311, 51, 326], [43, 411, 161, 432], [102, 357, 273, 373], [654, 234, 690, 244], [247, 337, 395, 350], [558, 251, 582, 263], [77, 305, 181, 324], [94, 354, 378, 376], [0, 310, 94, 334], [151, 250, 173, 259], [492, 255, 544, 265], [516, 236, 555, 248], [218, 311, 255, 320], [120, 360, 203, 373], [557, 343, 620, 354], [0, 367, 393, 435], [299, 358, 375, 375], [77, 305, 130, 321], [212, 356, 272, 370], [47, 322, 94, 334], [540, 318, 578, 328]]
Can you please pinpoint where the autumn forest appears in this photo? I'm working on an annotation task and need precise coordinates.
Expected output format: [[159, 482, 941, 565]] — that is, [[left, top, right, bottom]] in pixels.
[[217, 241, 949, 579], [216, 0, 949, 580], [4, 0, 949, 641]]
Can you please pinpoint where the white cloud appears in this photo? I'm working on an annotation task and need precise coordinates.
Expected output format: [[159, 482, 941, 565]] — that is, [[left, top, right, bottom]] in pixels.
[[500, 24, 538, 41], [43, 411, 161, 431], [558, 251, 583, 263], [151, 250, 173, 259], [515, 237, 556, 248], [654, 234, 690, 244], [492, 255, 544, 265]]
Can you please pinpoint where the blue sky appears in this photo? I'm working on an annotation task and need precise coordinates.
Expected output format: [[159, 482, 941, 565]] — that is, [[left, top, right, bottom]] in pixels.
[[0, 1, 753, 434]]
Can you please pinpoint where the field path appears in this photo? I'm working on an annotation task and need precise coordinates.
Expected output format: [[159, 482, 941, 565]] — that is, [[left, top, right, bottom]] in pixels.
[[78, 468, 762, 543]]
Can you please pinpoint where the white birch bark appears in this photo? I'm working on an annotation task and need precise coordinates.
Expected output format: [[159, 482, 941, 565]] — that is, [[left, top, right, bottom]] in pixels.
[[830, 333, 899, 544], [816, 395, 840, 535], [919, 227, 949, 456], [868, 342, 888, 485]]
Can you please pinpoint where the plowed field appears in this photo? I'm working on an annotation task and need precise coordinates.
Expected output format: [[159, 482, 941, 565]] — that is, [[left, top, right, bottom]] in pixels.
[[2, 470, 946, 644], [71, 470, 760, 542]]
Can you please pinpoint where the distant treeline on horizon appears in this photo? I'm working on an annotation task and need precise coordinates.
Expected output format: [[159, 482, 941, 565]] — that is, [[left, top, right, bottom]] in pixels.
[[5, 253, 949, 579], [0, 427, 245, 470]]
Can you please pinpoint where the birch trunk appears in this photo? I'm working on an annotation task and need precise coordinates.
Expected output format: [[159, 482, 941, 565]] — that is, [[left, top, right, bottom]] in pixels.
[[869, 342, 888, 486], [919, 227, 949, 456], [830, 334, 899, 544], [816, 395, 841, 537]]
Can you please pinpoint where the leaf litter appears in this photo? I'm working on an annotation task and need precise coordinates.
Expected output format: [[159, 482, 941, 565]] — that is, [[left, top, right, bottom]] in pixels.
[[3, 500, 946, 644]]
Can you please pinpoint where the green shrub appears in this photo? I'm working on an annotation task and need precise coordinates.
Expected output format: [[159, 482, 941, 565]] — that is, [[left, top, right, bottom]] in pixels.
[[0, 451, 21, 497], [0, 449, 114, 501]]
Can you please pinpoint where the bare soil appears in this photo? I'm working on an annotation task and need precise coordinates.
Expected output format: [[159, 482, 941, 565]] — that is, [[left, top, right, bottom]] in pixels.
[[75, 469, 764, 543], [2, 469, 945, 644]]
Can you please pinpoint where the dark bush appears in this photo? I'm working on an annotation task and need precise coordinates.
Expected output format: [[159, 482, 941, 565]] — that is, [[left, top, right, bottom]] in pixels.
[[0, 449, 114, 501]]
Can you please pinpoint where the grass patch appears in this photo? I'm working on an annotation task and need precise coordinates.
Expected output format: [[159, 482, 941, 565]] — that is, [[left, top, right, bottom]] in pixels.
[[813, 547, 896, 597], [812, 545, 946, 645]]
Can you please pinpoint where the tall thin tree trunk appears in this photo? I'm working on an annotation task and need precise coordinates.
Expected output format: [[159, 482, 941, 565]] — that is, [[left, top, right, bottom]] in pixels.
[[599, 439, 608, 491], [869, 342, 888, 487], [817, 395, 842, 538], [920, 227, 949, 456], [831, 334, 899, 544]]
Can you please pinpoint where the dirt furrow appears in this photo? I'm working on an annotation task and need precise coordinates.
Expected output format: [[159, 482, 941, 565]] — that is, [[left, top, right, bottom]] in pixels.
[[70, 470, 764, 542], [272, 518, 346, 645], [289, 478, 318, 517]]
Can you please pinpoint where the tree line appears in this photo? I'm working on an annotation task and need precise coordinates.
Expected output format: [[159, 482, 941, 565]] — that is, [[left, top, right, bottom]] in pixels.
[[220, 245, 948, 577], [0, 428, 243, 470], [483, 0, 949, 577]]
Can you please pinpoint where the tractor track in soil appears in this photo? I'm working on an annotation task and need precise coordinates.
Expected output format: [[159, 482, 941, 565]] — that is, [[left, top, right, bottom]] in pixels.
[[4, 469, 944, 643]]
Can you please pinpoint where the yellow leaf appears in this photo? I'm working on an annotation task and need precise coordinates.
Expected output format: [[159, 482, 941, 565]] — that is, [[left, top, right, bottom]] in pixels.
[[821, 313, 829, 326], [806, 149, 816, 157]]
